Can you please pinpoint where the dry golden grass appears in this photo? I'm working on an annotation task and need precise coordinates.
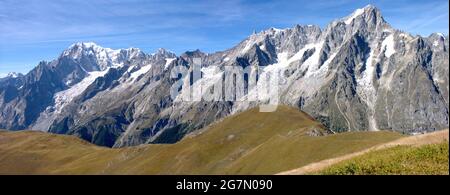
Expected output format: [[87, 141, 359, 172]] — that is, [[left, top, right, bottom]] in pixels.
[[320, 143, 449, 175], [278, 129, 449, 175]]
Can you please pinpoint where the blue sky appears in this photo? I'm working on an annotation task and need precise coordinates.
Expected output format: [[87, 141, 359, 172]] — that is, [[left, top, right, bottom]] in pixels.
[[0, 0, 448, 76]]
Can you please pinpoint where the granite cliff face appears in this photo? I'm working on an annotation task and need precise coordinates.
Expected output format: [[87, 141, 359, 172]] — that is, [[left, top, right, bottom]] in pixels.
[[0, 5, 448, 147]]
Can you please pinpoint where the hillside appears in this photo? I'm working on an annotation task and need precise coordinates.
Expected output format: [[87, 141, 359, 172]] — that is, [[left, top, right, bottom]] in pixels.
[[278, 129, 449, 175], [0, 106, 404, 174], [319, 143, 449, 175]]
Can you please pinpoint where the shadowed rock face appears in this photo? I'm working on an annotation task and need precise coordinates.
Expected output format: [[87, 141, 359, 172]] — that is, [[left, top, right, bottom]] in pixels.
[[0, 5, 448, 147]]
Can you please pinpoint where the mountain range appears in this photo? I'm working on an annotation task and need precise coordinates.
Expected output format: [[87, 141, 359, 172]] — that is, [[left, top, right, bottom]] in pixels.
[[0, 5, 448, 147]]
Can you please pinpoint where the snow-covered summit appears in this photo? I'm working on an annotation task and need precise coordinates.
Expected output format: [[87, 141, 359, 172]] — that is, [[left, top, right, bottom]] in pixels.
[[7, 72, 21, 78], [151, 48, 177, 61], [0, 72, 23, 79], [62, 42, 146, 71], [341, 4, 383, 25]]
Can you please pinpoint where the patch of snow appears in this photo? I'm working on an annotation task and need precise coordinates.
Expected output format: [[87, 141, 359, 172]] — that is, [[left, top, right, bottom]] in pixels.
[[80, 42, 97, 48], [270, 27, 283, 34], [321, 53, 337, 68], [345, 7, 365, 25], [302, 42, 324, 74], [53, 69, 109, 114], [129, 64, 152, 81], [164, 58, 176, 69], [433, 41, 440, 47], [223, 57, 230, 62], [241, 39, 255, 54], [399, 33, 414, 43], [127, 65, 136, 73], [1, 72, 20, 78], [259, 44, 266, 51], [265, 42, 318, 73], [263, 52, 289, 72], [399, 33, 408, 38], [257, 50, 307, 102], [300, 51, 336, 97], [8, 72, 19, 78], [271, 27, 281, 31], [381, 34, 396, 58]]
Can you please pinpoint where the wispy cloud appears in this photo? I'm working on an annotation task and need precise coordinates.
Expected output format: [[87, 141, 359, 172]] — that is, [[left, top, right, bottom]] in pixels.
[[380, 0, 449, 35], [406, 13, 448, 34], [0, 0, 248, 42]]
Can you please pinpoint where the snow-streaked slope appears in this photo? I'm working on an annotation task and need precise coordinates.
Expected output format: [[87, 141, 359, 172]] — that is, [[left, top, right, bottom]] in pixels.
[[164, 58, 176, 69], [32, 69, 109, 131], [345, 7, 366, 24], [54, 69, 109, 114], [129, 64, 152, 81], [356, 46, 379, 131]]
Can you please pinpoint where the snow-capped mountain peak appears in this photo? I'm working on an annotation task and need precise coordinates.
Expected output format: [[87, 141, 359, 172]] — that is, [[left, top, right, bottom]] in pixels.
[[7, 72, 21, 78], [341, 4, 385, 26], [0, 72, 23, 79], [62, 42, 146, 71], [72, 41, 98, 48], [151, 48, 177, 61], [344, 6, 366, 24]]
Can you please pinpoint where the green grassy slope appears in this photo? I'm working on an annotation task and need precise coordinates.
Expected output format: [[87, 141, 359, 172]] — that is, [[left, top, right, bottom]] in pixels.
[[0, 106, 403, 174], [319, 143, 449, 175]]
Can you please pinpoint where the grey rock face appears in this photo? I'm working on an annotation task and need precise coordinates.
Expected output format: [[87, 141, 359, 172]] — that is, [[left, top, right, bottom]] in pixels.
[[0, 5, 448, 147]]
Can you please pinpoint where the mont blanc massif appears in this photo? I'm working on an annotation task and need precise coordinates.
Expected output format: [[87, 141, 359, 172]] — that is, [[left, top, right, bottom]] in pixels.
[[0, 5, 448, 150]]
